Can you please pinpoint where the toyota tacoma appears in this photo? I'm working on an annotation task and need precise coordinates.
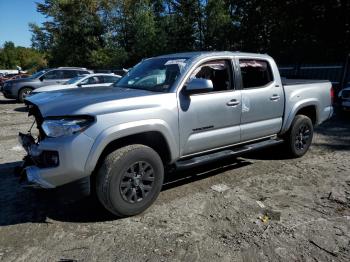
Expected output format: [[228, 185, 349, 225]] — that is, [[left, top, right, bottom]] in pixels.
[[18, 52, 333, 217]]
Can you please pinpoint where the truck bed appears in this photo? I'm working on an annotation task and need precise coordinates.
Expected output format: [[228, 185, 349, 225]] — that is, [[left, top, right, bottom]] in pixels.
[[281, 77, 329, 86], [281, 78, 332, 134], [282, 78, 330, 86]]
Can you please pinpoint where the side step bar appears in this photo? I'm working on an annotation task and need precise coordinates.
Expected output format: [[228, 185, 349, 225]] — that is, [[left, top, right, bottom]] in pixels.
[[175, 138, 284, 170]]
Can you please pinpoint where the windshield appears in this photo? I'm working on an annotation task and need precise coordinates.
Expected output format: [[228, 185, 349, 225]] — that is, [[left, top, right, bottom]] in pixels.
[[65, 75, 85, 85], [30, 70, 46, 79], [115, 57, 188, 92]]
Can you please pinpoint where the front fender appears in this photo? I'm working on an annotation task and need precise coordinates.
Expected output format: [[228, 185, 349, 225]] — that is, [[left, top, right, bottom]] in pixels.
[[84, 119, 179, 174]]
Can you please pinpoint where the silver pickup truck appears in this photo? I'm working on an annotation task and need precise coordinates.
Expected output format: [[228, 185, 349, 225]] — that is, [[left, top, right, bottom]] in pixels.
[[19, 52, 333, 217]]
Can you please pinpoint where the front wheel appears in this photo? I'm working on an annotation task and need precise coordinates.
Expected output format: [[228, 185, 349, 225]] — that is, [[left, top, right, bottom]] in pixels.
[[18, 87, 32, 103], [285, 115, 314, 157], [96, 144, 164, 217]]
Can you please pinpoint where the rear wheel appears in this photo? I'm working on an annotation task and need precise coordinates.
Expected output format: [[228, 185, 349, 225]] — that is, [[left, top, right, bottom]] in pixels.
[[285, 115, 314, 157], [96, 144, 164, 217], [18, 87, 32, 102]]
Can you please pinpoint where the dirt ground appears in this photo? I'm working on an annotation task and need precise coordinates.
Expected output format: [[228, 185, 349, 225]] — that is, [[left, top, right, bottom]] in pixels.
[[0, 93, 349, 262]]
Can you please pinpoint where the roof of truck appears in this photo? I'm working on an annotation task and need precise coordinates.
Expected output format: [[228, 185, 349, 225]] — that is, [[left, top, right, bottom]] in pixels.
[[156, 51, 272, 59]]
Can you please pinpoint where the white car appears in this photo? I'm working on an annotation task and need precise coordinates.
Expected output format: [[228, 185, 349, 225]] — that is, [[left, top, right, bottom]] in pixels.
[[32, 73, 121, 94]]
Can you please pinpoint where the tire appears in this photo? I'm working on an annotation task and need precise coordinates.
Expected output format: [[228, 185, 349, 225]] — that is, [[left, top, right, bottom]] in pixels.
[[18, 87, 32, 103], [285, 115, 314, 157], [96, 144, 164, 217]]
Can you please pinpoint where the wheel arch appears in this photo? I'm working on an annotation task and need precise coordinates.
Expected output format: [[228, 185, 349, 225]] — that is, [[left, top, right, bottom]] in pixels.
[[295, 105, 317, 125], [97, 131, 172, 167], [85, 121, 178, 176], [281, 100, 319, 135]]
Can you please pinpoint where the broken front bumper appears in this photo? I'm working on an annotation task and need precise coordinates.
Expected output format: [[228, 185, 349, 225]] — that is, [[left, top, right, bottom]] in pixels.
[[18, 132, 94, 189]]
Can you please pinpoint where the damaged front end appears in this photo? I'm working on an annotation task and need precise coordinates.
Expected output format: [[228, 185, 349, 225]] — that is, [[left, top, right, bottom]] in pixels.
[[17, 102, 58, 189]]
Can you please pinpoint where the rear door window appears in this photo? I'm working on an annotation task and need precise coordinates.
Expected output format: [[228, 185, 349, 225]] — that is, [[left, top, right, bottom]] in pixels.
[[44, 70, 61, 80], [62, 70, 79, 79], [239, 59, 274, 89]]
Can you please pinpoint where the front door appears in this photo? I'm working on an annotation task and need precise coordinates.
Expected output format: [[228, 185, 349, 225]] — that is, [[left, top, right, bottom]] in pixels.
[[178, 59, 242, 156]]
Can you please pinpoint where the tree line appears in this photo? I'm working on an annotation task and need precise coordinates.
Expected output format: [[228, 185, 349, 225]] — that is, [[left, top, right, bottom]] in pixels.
[[18, 0, 350, 70], [0, 42, 47, 72]]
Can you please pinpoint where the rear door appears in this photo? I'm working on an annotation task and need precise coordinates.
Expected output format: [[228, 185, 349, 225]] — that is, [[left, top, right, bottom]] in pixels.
[[61, 70, 80, 83], [236, 58, 284, 141], [178, 59, 242, 156]]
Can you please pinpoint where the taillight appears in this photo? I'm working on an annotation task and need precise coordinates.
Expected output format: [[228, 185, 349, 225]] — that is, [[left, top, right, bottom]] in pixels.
[[330, 86, 335, 105]]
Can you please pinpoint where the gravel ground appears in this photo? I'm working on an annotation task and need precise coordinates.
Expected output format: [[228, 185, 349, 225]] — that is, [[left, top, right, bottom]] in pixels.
[[0, 93, 349, 262]]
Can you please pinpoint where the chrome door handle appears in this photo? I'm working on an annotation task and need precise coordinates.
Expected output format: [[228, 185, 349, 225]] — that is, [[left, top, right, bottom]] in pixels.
[[226, 99, 240, 106], [270, 95, 280, 101]]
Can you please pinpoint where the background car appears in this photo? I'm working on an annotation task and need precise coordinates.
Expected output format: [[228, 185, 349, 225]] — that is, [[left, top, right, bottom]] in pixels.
[[1, 67, 92, 102], [338, 86, 350, 111], [31, 73, 121, 94], [0, 73, 29, 90], [9, 73, 30, 80]]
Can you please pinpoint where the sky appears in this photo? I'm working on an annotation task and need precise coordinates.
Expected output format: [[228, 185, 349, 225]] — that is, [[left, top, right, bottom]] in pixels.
[[0, 0, 45, 48]]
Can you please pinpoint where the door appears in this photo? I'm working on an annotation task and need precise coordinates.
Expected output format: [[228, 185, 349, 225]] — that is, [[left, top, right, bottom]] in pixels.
[[41, 69, 78, 86], [40, 70, 65, 86], [178, 59, 242, 156], [237, 58, 284, 141]]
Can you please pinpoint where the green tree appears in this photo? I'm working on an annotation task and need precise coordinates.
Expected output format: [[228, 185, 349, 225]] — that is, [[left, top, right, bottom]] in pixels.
[[102, 0, 163, 66], [31, 0, 105, 67], [28, 0, 350, 68], [1, 42, 19, 69], [204, 0, 232, 50], [0, 41, 47, 72], [167, 0, 201, 51]]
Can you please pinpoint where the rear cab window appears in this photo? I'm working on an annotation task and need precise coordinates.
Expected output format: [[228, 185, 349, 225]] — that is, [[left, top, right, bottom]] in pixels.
[[239, 59, 274, 89]]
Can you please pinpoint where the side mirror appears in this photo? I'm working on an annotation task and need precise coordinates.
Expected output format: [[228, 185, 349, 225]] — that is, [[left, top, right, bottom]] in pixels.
[[77, 83, 82, 87], [39, 76, 44, 81], [185, 78, 213, 94]]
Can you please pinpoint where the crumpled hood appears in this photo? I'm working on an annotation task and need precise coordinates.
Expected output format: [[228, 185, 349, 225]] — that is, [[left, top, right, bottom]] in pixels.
[[25, 86, 158, 117]]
